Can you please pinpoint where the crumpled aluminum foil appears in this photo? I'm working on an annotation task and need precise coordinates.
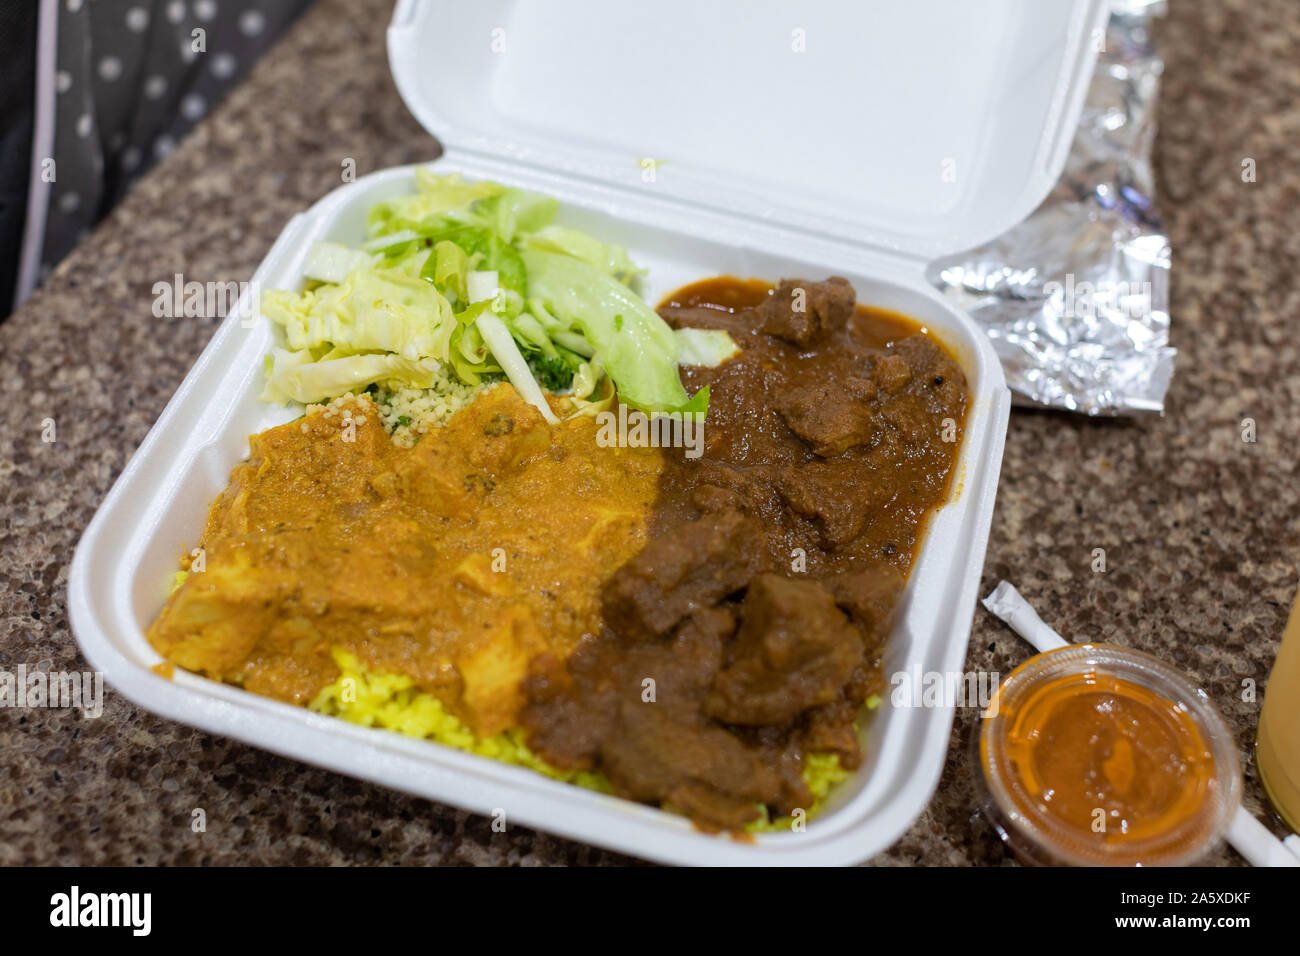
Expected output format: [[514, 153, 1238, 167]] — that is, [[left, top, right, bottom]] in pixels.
[[926, 0, 1174, 415]]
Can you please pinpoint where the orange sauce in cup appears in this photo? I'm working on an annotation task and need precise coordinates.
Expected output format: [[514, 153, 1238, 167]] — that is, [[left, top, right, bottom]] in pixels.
[[979, 645, 1240, 866], [999, 671, 1217, 845]]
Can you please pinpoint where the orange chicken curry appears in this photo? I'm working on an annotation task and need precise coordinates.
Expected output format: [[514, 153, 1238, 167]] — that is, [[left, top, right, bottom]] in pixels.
[[148, 385, 662, 737]]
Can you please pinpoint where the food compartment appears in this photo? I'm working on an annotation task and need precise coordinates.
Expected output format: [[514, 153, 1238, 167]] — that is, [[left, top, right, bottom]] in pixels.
[[71, 159, 1009, 865]]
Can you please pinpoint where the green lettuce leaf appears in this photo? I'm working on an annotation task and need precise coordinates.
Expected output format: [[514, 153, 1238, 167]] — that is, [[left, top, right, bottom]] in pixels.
[[524, 225, 645, 285], [261, 349, 446, 404], [421, 240, 469, 304], [675, 327, 741, 367], [472, 187, 559, 243], [366, 170, 504, 240], [261, 257, 455, 363], [522, 249, 704, 414]]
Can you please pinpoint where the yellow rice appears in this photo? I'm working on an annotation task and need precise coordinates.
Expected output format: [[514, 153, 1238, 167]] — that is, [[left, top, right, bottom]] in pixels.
[[308, 648, 852, 832]]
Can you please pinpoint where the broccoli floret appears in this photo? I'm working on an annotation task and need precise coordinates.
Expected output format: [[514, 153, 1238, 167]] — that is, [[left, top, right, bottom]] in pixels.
[[525, 350, 582, 391]]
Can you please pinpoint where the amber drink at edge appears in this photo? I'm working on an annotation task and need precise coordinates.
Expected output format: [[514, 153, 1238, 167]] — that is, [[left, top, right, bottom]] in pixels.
[[1258, 582, 1300, 833]]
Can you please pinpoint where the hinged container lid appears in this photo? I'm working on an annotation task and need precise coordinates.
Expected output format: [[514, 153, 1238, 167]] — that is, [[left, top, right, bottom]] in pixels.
[[388, 0, 1107, 262]]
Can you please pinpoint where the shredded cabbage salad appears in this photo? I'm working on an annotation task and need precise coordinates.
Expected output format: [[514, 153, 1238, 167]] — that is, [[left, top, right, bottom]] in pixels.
[[259, 169, 737, 423]]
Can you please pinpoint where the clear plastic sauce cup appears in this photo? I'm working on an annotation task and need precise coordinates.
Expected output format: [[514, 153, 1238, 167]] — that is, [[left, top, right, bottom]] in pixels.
[[977, 644, 1242, 866]]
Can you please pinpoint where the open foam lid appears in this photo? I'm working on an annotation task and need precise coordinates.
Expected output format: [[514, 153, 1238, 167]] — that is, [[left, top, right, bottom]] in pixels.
[[388, 0, 1107, 262]]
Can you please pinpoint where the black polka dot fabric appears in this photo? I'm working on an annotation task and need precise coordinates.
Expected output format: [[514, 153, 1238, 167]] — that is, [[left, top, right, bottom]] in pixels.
[[38, 0, 314, 284]]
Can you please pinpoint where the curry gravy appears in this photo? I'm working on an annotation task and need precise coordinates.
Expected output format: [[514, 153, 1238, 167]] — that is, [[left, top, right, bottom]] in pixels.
[[656, 276, 968, 578], [147, 385, 663, 736]]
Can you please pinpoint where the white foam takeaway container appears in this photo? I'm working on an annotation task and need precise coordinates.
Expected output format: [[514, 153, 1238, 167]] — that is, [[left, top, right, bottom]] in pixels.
[[69, 0, 1106, 864]]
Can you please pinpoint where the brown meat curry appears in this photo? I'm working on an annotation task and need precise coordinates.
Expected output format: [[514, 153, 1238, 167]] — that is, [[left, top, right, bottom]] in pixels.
[[148, 276, 968, 831], [521, 277, 969, 828]]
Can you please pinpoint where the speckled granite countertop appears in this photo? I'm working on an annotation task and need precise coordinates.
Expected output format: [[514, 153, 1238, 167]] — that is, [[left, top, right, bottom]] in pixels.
[[2, 0, 1297, 866]]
